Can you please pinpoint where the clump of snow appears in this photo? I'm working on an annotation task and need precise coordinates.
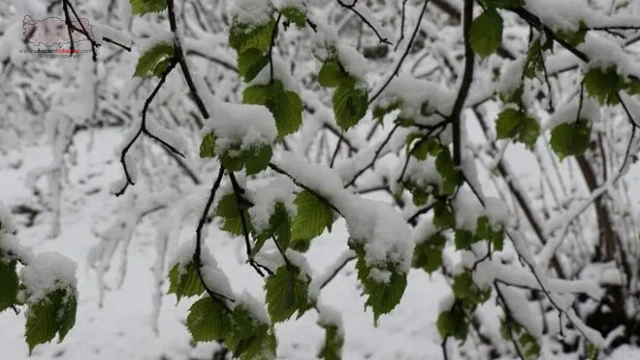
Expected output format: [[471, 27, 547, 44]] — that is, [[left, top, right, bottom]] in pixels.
[[201, 102, 277, 153], [138, 30, 174, 53], [497, 58, 525, 99], [248, 56, 302, 93], [544, 97, 599, 131], [310, 19, 340, 62], [337, 44, 371, 81], [411, 217, 437, 245], [20, 252, 78, 303], [316, 302, 344, 336], [524, 0, 596, 32], [579, 34, 640, 78], [500, 285, 543, 338], [374, 73, 454, 125], [273, 0, 307, 12], [230, 0, 273, 27], [248, 177, 298, 233], [484, 197, 510, 228], [0, 232, 34, 264], [235, 290, 271, 325], [170, 239, 235, 300], [452, 190, 484, 232], [0, 202, 16, 234], [402, 157, 442, 193]]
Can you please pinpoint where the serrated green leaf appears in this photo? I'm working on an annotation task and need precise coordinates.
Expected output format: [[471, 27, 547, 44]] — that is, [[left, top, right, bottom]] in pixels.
[[227, 306, 276, 360], [130, 0, 167, 15], [318, 60, 347, 88], [264, 266, 310, 323], [0, 259, 19, 312], [586, 343, 600, 360], [216, 193, 253, 236], [281, 7, 306, 27], [433, 201, 455, 229], [550, 120, 592, 160], [168, 262, 204, 302], [495, 108, 540, 149], [352, 246, 407, 323], [25, 289, 77, 354], [454, 229, 475, 249], [253, 202, 292, 256], [318, 323, 344, 360], [229, 19, 276, 54], [437, 307, 469, 340], [435, 148, 461, 195], [186, 296, 232, 342], [583, 66, 625, 105], [200, 134, 216, 158], [333, 80, 368, 130], [470, 9, 504, 58], [412, 233, 446, 274], [244, 144, 273, 175], [238, 48, 269, 82], [134, 43, 174, 78], [413, 138, 442, 160], [243, 81, 303, 138], [290, 191, 335, 249]]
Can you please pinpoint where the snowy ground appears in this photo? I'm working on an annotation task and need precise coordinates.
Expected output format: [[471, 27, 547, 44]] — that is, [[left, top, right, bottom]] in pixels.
[[0, 130, 450, 360]]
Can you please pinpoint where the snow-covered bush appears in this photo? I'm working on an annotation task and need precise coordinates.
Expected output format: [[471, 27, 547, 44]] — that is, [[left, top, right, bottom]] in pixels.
[[2, 0, 640, 359]]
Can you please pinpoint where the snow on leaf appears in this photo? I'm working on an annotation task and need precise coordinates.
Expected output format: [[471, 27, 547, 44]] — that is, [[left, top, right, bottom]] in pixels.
[[25, 288, 77, 354], [167, 262, 205, 302], [134, 42, 175, 78], [243, 80, 303, 138]]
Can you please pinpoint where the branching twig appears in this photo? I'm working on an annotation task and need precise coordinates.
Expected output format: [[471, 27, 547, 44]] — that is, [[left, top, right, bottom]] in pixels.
[[336, 0, 392, 45], [369, 0, 430, 104], [345, 123, 400, 187], [193, 166, 235, 310]]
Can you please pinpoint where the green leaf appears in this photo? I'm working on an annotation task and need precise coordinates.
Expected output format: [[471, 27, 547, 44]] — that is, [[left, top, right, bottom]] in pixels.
[[476, 216, 505, 251], [469, 9, 504, 58], [200, 134, 216, 158], [229, 20, 276, 54], [167, 262, 204, 302], [253, 202, 292, 256], [550, 120, 592, 160], [495, 108, 540, 149], [318, 60, 348, 88], [0, 259, 19, 312], [413, 138, 442, 161], [281, 7, 307, 28], [454, 229, 475, 250], [586, 343, 600, 360], [352, 245, 407, 323], [186, 296, 232, 342], [412, 233, 446, 274], [333, 79, 369, 130], [238, 48, 269, 82], [583, 66, 625, 105], [557, 22, 587, 47], [318, 323, 344, 360], [243, 81, 303, 138], [25, 289, 77, 354], [264, 266, 310, 323], [437, 307, 469, 340], [134, 43, 175, 78], [435, 148, 461, 195], [227, 306, 276, 360], [244, 144, 273, 175], [130, 0, 167, 15], [373, 101, 401, 122], [290, 191, 335, 249], [216, 193, 253, 236], [433, 201, 455, 229]]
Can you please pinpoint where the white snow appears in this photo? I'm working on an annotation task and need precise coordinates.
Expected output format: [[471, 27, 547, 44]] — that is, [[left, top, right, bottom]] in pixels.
[[20, 252, 78, 304], [248, 177, 298, 234]]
